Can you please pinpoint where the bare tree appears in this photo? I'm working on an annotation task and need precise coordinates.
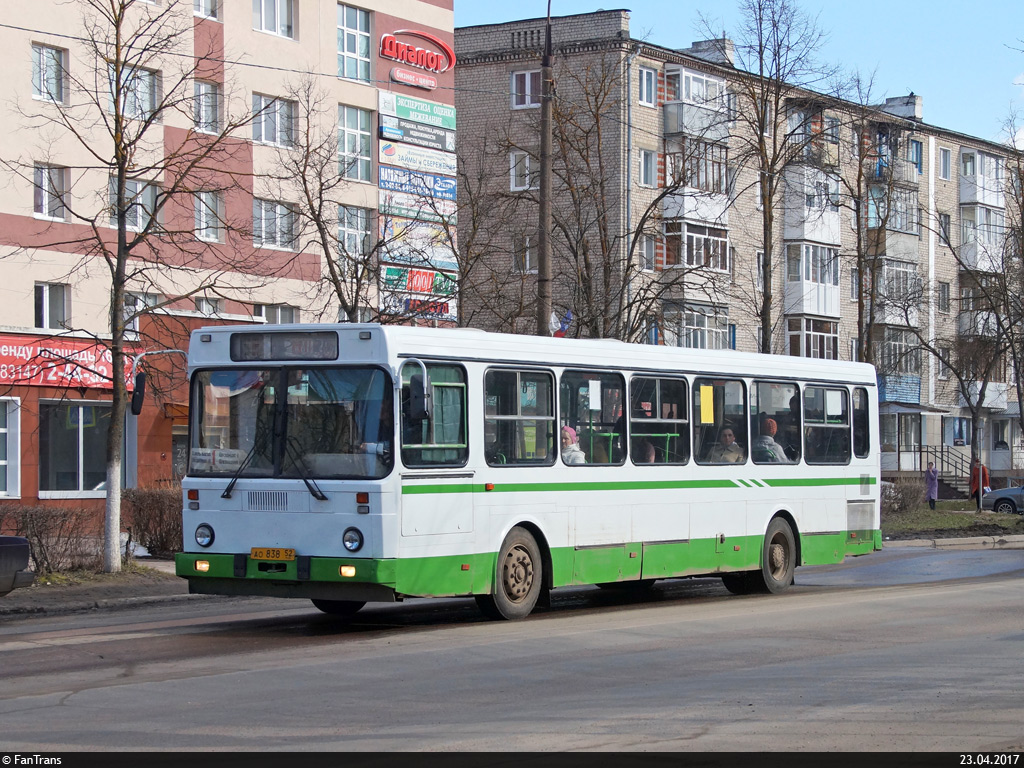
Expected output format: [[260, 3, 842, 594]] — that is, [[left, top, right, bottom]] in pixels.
[[4, 0, 258, 571]]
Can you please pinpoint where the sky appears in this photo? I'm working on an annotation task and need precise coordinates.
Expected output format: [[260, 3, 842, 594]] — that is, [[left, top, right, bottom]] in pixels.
[[454, 0, 1024, 145]]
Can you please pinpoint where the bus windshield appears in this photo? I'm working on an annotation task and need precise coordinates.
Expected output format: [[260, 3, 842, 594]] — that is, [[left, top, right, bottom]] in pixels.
[[189, 367, 393, 480]]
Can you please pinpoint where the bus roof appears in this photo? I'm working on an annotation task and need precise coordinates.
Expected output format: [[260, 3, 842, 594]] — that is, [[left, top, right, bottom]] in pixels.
[[189, 323, 878, 386]]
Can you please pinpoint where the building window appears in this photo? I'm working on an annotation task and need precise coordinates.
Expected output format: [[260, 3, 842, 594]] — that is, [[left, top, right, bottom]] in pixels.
[[938, 282, 950, 313], [194, 191, 222, 242], [786, 243, 840, 286], [639, 149, 656, 187], [513, 234, 535, 273], [938, 212, 951, 245], [253, 94, 296, 147], [787, 317, 838, 359], [804, 175, 840, 210], [883, 327, 921, 375], [850, 337, 860, 361], [194, 0, 218, 19], [253, 303, 297, 324], [939, 147, 951, 180], [109, 178, 159, 232], [123, 292, 158, 336], [664, 304, 729, 350], [34, 283, 68, 330], [639, 235, 655, 271], [666, 138, 727, 194], [109, 64, 158, 120], [961, 205, 1004, 247], [32, 43, 66, 102], [909, 139, 923, 174], [677, 69, 723, 107], [882, 260, 920, 303], [253, 0, 293, 38], [39, 402, 110, 493], [337, 3, 370, 82], [195, 296, 220, 316], [510, 150, 535, 191], [0, 400, 20, 497], [194, 80, 220, 132], [869, 187, 919, 233], [961, 151, 975, 177], [253, 199, 296, 250], [937, 347, 951, 379], [850, 267, 860, 300], [638, 66, 657, 107], [685, 224, 729, 271], [511, 70, 541, 109], [339, 105, 372, 182], [338, 205, 371, 256], [33, 164, 67, 220]]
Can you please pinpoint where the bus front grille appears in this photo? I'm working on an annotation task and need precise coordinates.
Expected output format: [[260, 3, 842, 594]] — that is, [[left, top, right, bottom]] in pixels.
[[246, 491, 289, 513]]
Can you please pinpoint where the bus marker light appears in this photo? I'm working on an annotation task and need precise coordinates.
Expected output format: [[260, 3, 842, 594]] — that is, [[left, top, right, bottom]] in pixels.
[[188, 502, 200, 510], [461, 564, 470, 571], [629, 552, 637, 558], [340, 565, 356, 578], [195, 560, 210, 572], [357, 505, 369, 515], [485, 483, 494, 491], [187, 489, 199, 500], [734, 545, 741, 551], [356, 492, 369, 503]]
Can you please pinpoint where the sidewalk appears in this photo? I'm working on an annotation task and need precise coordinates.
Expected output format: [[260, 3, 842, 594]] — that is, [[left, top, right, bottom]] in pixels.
[[3, 537, 1023, 618]]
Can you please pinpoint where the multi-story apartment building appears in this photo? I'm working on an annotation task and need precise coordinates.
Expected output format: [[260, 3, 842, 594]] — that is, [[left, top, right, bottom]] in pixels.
[[454, 10, 1023, 486], [0, 0, 455, 508]]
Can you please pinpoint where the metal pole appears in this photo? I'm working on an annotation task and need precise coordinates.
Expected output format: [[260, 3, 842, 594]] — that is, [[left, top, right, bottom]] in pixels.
[[536, 1, 553, 337]]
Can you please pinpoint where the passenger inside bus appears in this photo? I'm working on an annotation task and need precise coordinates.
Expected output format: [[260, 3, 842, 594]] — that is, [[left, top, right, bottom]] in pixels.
[[708, 427, 745, 463], [752, 416, 787, 463], [561, 426, 586, 464]]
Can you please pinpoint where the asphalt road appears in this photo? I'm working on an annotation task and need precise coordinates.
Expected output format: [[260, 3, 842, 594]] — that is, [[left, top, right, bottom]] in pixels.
[[1, 545, 1022, 752]]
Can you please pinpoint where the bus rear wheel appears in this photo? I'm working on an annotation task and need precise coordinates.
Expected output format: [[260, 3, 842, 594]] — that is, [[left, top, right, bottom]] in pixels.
[[311, 599, 365, 617], [749, 517, 796, 594], [476, 527, 543, 621]]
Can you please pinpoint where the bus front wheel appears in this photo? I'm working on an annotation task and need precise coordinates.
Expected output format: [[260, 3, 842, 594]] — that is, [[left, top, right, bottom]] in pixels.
[[476, 527, 543, 621], [750, 517, 796, 594], [311, 599, 365, 617]]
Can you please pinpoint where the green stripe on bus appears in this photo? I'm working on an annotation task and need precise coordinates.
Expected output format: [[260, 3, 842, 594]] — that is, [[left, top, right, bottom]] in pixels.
[[402, 476, 877, 494]]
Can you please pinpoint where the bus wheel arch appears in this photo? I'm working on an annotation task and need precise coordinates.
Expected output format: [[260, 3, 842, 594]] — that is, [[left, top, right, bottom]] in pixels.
[[476, 523, 547, 620]]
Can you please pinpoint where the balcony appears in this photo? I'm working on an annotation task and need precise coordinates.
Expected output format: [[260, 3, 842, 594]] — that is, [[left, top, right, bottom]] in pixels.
[[663, 101, 730, 142], [783, 167, 840, 244], [958, 310, 999, 338], [959, 173, 1004, 208], [867, 227, 919, 261], [872, 156, 919, 186], [959, 238, 1004, 273], [959, 381, 1007, 410], [662, 189, 729, 226], [783, 280, 841, 318], [877, 374, 921, 404]]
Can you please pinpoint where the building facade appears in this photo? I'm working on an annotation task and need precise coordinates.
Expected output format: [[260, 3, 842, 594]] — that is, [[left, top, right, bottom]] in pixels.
[[0, 0, 456, 510], [454, 10, 1023, 486]]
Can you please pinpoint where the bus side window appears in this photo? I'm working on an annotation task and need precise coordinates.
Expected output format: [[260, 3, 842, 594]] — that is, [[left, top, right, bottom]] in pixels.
[[804, 386, 851, 464], [560, 370, 626, 465], [401, 364, 468, 468], [693, 378, 747, 465], [629, 376, 689, 465], [750, 380, 799, 464], [852, 387, 870, 459], [484, 368, 556, 466]]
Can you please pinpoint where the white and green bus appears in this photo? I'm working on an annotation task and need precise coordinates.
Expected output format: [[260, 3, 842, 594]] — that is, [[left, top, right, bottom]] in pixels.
[[176, 324, 881, 620]]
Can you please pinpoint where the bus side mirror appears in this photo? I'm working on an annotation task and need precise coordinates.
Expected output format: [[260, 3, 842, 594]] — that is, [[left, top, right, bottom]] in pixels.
[[408, 374, 431, 421], [130, 371, 146, 416]]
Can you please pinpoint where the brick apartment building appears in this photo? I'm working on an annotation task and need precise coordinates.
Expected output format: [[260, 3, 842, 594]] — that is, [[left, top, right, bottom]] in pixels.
[[454, 9, 1023, 485], [0, 0, 456, 508]]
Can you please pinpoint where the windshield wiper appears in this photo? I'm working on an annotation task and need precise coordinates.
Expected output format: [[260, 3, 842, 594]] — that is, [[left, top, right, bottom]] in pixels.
[[221, 441, 263, 499], [284, 438, 328, 501]]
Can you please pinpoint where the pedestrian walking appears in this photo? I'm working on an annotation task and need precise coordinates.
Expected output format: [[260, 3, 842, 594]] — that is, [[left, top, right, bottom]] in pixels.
[[924, 461, 938, 510], [968, 458, 990, 509]]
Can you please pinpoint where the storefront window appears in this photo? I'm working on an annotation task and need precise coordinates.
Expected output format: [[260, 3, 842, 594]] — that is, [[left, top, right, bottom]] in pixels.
[[39, 402, 110, 492]]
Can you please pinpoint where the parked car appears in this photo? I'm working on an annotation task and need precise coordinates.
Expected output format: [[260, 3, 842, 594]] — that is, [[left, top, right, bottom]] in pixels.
[[981, 485, 1024, 516], [0, 536, 35, 596]]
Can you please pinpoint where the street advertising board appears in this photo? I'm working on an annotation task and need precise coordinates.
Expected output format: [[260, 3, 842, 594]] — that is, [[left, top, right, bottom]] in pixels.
[[379, 141, 456, 176], [379, 115, 456, 152], [378, 165, 456, 200], [381, 264, 457, 296], [0, 334, 135, 390], [380, 292, 458, 323], [378, 91, 456, 132], [380, 218, 458, 272]]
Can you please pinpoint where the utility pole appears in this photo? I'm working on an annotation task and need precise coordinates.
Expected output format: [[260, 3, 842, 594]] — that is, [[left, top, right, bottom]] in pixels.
[[536, 1, 553, 337]]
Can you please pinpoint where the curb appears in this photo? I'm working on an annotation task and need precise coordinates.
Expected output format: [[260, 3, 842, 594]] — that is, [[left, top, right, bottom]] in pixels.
[[0, 592, 219, 617], [886, 534, 1024, 550]]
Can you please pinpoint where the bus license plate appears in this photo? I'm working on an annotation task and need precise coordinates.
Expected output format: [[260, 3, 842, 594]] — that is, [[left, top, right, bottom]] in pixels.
[[250, 547, 295, 561]]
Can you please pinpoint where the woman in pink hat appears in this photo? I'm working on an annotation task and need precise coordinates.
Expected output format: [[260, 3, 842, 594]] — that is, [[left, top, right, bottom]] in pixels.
[[560, 425, 586, 465]]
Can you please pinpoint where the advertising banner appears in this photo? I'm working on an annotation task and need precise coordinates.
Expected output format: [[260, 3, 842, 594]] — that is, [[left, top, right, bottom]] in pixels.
[[379, 141, 456, 176], [379, 189, 457, 224], [381, 265, 457, 296], [378, 165, 456, 200], [381, 293, 458, 323], [0, 334, 135, 390], [378, 91, 456, 131], [380, 115, 456, 152], [380, 218, 458, 272]]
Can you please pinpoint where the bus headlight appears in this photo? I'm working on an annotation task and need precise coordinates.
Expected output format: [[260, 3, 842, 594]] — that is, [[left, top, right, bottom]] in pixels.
[[342, 527, 363, 552], [195, 524, 215, 548]]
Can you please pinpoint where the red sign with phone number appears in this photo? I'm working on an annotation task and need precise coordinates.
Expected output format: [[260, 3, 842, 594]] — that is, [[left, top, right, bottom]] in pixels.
[[0, 334, 136, 390]]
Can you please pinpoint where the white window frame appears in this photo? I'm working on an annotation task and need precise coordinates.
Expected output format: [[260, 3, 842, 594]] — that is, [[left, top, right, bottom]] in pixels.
[[194, 0, 218, 19], [109, 64, 158, 120], [253, 303, 297, 324], [0, 399, 21, 498], [681, 70, 723, 108], [639, 149, 656, 187], [338, 205, 371, 256], [194, 80, 220, 133], [253, 0, 294, 38], [510, 150, 535, 191], [38, 400, 111, 499], [511, 70, 541, 109], [513, 234, 535, 274], [32, 43, 66, 102], [253, 198, 297, 250], [638, 66, 657, 107], [786, 243, 840, 286], [938, 281, 951, 314], [787, 316, 838, 360], [123, 291, 158, 336], [939, 147, 951, 181], [33, 164, 67, 220], [337, 3, 371, 82], [663, 304, 729, 350], [339, 105, 372, 182], [883, 326, 922, 375], [194, 190, 222, 242], [253, 94, 296, 147], [195, 296, 220, 316], [639, 235, 655, 272], [34, 282, 68, 330], [109, 178, 159, 232], [685, 224, 729, 272]]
